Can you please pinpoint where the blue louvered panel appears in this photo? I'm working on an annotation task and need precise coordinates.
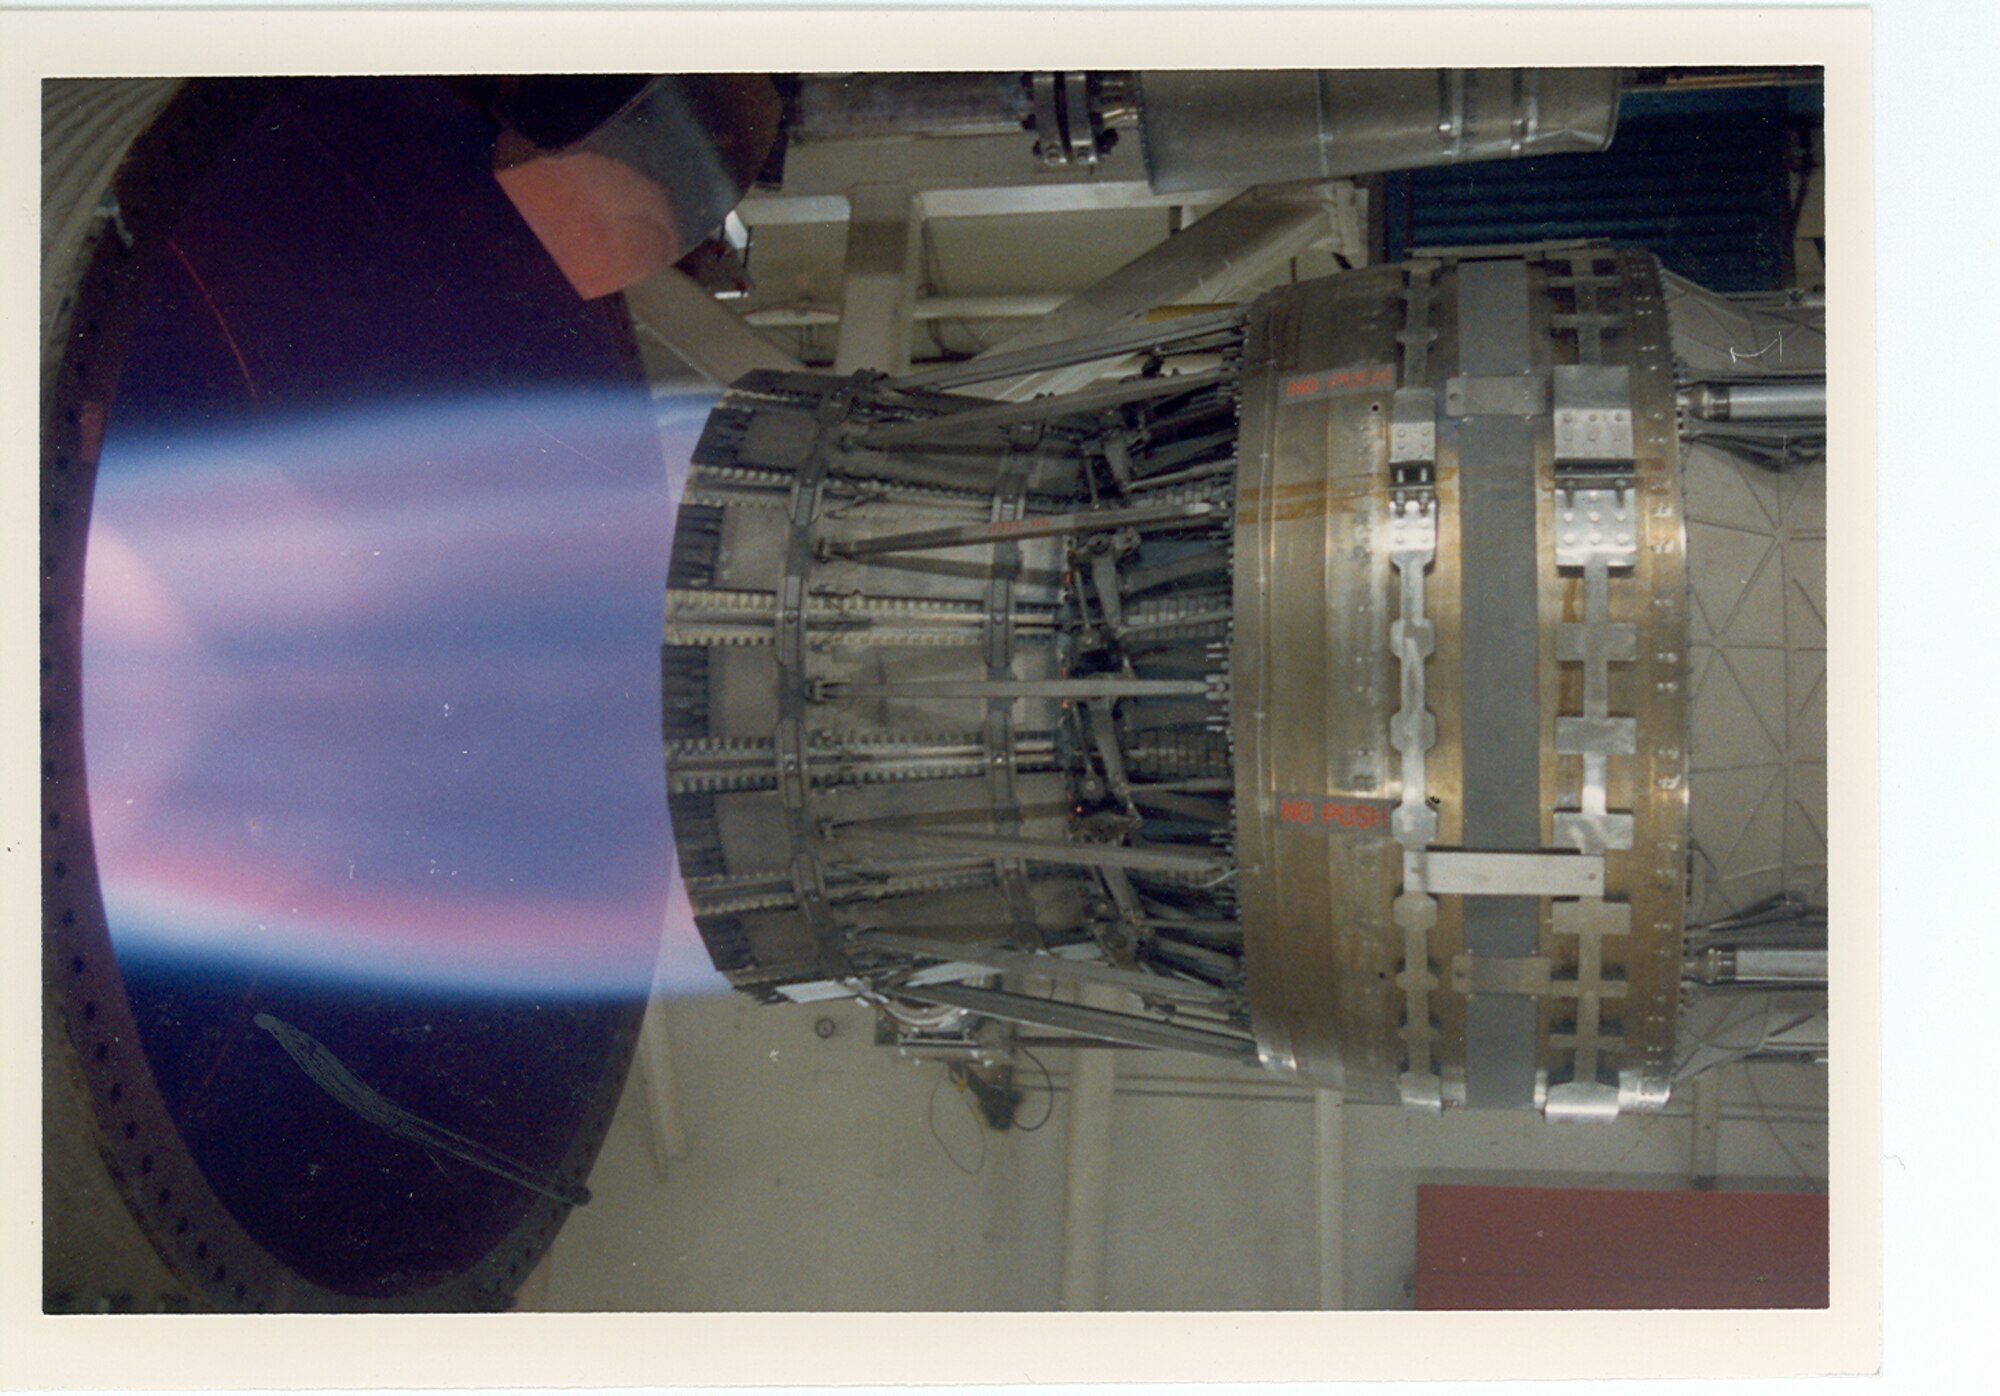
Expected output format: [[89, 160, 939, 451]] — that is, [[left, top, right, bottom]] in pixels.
[[1384, 86, 1806, 293]]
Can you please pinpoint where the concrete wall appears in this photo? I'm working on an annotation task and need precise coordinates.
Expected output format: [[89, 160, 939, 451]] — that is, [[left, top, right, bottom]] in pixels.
[[542, 993, 1827, 1312]]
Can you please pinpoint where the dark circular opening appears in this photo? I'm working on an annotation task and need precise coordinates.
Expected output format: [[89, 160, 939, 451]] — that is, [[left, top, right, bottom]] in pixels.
[[46, 76, 676, 1311]]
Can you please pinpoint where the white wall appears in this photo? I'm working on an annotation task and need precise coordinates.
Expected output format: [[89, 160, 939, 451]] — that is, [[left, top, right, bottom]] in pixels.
[[542, 994, 1827, 1312]]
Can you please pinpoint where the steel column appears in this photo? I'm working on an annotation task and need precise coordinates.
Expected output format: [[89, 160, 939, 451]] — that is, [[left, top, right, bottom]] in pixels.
[[624, 266, 804, 385], [834, 183, 922, 376], [1315, 1089, 1347, 1309], [1058, 984, 1120, 1310]]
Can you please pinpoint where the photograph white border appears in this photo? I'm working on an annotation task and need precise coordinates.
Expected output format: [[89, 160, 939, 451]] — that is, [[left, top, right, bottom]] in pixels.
[[3, 4, 1885, 1388]]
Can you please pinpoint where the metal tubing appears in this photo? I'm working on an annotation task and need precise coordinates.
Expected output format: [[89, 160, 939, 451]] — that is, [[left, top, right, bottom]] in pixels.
[[976, 184, 1340, 400], [1681, 379, 1827, 423], [859, 368, 1225, 446], [821, 676, 1210, 700], [858, 930, 1232, 1003], [828, 500, 1218, 557], [896, 981, 1259, 1061], [745, 294, 1069, 328], [890, 306, 1245, 392], [833, 824, 1232, 876]]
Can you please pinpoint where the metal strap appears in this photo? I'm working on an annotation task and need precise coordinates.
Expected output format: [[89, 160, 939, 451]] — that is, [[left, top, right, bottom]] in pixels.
[[776, 384, 859, 979], [1389, 260, 1443, 1110], [1542, 251, 1643, 1119], [1452, 256, 1542, 1111], [986, 450, 1041, 949]]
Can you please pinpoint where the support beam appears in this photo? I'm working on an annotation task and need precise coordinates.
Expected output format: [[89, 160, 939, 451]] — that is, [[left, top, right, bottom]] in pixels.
[[834, 183, 922, 375], [1691, 1073, 1723, 1190], [976, 181, 1350, 400], [624, 266, 804, 387], [1058, 983, 1121, 1310], [635, 997, 690, 1179], [737, 130, 1233, 226], [1315, 1090, 1347, 1309]]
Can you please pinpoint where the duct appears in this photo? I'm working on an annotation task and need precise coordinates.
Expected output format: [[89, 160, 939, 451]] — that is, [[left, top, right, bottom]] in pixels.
[[792, 72, 1032, 142], [1136, 69, 1623, 194]]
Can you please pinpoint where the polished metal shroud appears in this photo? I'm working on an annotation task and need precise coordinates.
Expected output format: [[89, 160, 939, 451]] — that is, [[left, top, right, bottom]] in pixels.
[[1230, 250, 1688, 1116]]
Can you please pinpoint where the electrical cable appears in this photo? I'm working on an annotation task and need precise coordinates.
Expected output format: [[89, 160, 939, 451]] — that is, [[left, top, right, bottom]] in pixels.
[[1010, 1045, 1057, 1132], [925, 1066, 987, 1175]]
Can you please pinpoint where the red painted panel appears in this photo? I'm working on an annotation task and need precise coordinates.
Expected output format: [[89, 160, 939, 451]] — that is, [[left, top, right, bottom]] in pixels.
[[1414, 1185, 1828, 1309]]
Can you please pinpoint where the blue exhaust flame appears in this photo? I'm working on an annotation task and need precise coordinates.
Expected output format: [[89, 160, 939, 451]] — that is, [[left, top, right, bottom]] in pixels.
[[83, 388, 727, 1000]]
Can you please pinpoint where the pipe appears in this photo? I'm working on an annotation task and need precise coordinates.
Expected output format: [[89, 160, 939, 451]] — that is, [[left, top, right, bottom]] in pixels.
[[1696, 947, 1828, 984], [1136, 69, 1623, 195], [792, 73, 1032, 143], [1681, 379, 1827, 424], [744, 293, 1069, 328]]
